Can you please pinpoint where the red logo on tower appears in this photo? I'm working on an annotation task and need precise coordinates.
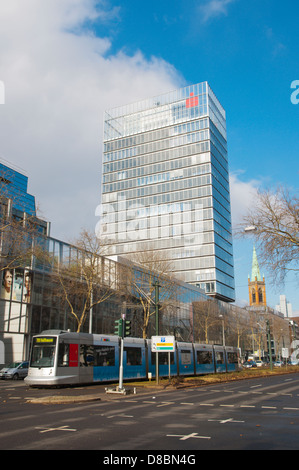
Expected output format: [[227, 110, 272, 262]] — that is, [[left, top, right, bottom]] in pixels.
[[186, 92, 198, 108]]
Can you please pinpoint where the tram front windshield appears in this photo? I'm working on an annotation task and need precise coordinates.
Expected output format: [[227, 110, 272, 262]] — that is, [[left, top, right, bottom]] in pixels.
[[30, 337, 57, 368]]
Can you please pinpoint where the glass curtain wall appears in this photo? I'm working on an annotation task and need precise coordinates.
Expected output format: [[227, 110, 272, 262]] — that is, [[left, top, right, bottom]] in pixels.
[[102, 82, 235, 302]]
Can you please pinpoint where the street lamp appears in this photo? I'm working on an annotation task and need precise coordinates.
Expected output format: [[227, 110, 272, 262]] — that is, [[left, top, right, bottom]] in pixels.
[[257, 321, 273, 370], [266, 320, 273, 371], [244, 225, 257, 233], [219, 314, 225, 347]]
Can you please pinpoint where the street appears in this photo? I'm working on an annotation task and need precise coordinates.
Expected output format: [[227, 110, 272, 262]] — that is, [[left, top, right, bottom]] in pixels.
[[1, 374, 299, 452]]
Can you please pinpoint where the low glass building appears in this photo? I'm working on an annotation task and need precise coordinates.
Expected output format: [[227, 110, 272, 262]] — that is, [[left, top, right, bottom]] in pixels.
[[0, 161, 291, 365], [0, 232, 214, 363]]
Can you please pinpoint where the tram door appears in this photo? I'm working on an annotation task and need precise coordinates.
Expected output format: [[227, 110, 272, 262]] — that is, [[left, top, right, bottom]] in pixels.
[[56, 337, 80, 383], [78, 340, 94, 383], [214, 346, 227, 373]]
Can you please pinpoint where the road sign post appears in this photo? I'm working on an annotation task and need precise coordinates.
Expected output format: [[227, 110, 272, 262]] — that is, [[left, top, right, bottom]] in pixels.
[[151, 336, 176, 382], [119, 313, 126, 391], [154, 281, 160, 384], [151, 336, 176, 352]]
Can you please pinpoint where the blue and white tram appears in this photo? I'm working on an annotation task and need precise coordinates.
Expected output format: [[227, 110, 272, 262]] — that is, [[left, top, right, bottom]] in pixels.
[[25, 331, 121, 386], [25, 330, 240, 387]]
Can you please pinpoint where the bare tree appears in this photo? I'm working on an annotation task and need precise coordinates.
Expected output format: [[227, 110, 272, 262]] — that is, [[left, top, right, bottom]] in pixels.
[[126, 249, 178, 339], [237, 186, 299, 284], [193, 299, 222, 344], [247, 310, 267, 359], [271, 313, 290, 359], [227, 306, 251, 350]]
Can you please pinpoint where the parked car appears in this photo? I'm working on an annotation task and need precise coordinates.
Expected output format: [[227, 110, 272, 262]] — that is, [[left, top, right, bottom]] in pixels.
[[288, 359, 298, 365], [0, 361, 29, 380], [243, 361, 257, 368], [273, 361, 283, 367], [255, 360, 264, 367]]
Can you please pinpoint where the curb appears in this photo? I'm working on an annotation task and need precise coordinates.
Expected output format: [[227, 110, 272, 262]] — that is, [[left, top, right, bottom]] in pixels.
[[26, 395, 102, 405]]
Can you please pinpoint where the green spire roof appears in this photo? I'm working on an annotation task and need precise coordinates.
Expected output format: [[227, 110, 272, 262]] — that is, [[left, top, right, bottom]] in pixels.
[[251, 246, 261, 281]]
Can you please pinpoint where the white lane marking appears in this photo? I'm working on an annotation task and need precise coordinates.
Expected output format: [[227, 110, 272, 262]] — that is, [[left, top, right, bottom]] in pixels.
[[167, 432, 211, 441], [36, 425, 77, 433]]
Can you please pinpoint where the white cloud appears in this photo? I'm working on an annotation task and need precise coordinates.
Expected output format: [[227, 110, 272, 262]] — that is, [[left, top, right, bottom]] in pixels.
[[200, 0, 236, 22], [229, 172, 260, 229], [264, 26, 287, 58], [0, 0, 183, 241]]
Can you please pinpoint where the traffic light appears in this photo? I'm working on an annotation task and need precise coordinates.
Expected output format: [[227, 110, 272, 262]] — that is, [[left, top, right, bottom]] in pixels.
[[124, 320, 131, 337], [114, 319, 123, 336]]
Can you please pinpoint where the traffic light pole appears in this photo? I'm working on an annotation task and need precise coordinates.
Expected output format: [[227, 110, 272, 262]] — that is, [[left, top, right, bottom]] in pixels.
[[106, 314, 132, 396], [119, 315, 125, 391], [119, 338, 124, 391]]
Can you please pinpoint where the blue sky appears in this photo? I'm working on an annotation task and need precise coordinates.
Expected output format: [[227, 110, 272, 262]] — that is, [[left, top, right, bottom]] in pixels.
[[102, 0, 298, 187], [0, 0, 298, 311]]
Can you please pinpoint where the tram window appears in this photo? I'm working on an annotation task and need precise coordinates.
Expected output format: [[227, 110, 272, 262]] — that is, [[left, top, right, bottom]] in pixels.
[[125, 347, 142, 366], [180, 349, 191, 365], [31, 337, 56, 368], [196, 350, 213, 364], [151, 352, 174, 365], [58, 343, 70, 367], [94, 346, 115, 366], [215, 351, 224, 364], [80, 344, 94, 366], [227, 352, 238, 364]]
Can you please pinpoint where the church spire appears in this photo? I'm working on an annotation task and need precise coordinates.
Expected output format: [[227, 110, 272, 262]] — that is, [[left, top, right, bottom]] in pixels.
[[251, 246, 261, 281], [248, 246, 267, 307]]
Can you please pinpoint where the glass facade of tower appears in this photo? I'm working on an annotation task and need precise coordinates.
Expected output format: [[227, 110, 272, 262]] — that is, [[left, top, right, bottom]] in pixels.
[[101, 82, 235, 302], [0, 162, 36, 215]]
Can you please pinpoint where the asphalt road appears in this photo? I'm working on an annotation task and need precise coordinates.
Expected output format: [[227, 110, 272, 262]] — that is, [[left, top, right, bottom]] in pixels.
[[1, 373, 299, 453]]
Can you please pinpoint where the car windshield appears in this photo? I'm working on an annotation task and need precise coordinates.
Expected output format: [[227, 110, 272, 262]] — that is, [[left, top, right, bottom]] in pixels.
[[7, 362, 21, 369]]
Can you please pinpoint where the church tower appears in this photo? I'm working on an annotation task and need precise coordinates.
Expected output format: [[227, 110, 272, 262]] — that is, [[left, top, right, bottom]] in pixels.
[[248, 246, 267, 306]]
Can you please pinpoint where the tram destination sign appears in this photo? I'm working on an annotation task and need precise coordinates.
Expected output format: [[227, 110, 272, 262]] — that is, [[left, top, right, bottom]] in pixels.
[[151, 336, 175, 352]]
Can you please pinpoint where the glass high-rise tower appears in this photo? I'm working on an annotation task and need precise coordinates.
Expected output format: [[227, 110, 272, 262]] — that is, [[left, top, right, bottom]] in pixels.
[[100, 82, 235, 302]]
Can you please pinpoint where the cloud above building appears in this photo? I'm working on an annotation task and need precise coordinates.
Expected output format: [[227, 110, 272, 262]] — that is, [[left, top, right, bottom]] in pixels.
[[229, 172, 260, 229], [0, 0, 183, 240]]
